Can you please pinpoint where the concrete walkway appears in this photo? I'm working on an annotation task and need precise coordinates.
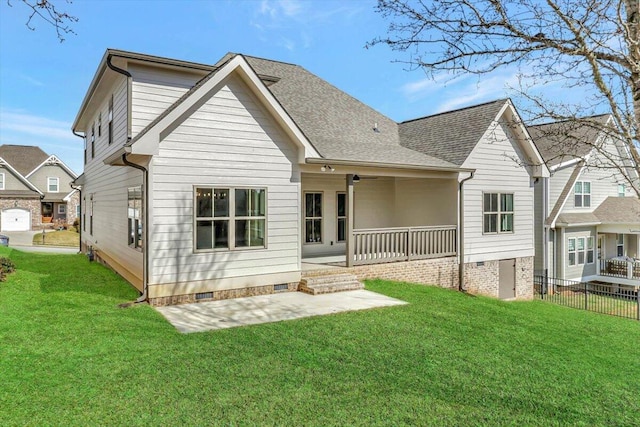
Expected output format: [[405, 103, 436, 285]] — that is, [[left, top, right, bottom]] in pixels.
[[156, 290, 407, 333]]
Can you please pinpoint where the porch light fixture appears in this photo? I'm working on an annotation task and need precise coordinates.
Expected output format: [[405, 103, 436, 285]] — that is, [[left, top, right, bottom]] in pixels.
[[320, 165, 335, 172], [353, 175, 360, 183]]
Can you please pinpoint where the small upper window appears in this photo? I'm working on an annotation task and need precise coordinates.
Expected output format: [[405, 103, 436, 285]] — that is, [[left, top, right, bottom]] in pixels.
[[0, 172, 4, 190], [108, 95, 114, 145], [574, 181, 591, 207], [618, 184, 625, 197], [98, 113, 102, 137], [91, 124, 95, 159], [48, 177, 59, 193]]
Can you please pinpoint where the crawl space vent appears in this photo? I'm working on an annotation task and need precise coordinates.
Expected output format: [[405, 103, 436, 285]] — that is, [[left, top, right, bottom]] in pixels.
[[274, 284, 288, 291], [195, 292, 214, 300]]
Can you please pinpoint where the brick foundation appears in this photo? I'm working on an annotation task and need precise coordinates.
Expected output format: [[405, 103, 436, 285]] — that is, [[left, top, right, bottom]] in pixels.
[[464, 256, 534, 299], [0, 198, 42, 230]]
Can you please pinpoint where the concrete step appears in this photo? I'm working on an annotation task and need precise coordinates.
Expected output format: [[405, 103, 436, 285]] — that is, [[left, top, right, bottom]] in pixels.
[[299, 273, 364, 295]]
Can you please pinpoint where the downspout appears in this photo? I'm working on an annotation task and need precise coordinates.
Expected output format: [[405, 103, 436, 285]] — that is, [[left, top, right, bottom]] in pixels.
[[106, 54, 133, 140], [72, 130, 84, 253], [458, 171, 475, 292], [122, 153, 149, 304]]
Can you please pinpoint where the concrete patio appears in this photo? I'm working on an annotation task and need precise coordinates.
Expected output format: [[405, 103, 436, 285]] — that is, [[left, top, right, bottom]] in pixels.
[[155, 289, 407, 333]]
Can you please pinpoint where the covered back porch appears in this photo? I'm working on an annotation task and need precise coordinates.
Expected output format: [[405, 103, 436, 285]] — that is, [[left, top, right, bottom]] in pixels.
[[300, 164, 462, 269]]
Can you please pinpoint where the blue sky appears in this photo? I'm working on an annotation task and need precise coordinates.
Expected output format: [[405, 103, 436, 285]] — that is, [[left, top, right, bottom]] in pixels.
[[0, 0, 551, 175]]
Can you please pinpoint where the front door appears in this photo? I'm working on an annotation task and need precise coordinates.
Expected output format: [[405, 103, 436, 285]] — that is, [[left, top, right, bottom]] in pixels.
[[499, 259, 516, 299]]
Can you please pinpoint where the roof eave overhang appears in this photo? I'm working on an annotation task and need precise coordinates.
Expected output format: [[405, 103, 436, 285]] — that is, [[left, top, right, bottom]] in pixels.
[[499, 101, 550, 178], [555, 221, 602, 227], [305, 157, 473, 174]]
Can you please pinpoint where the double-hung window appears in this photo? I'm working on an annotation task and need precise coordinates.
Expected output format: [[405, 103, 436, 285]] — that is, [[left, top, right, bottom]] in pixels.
[[128, 187, 143, 250], [568, 236, 594, 266], [483, 193, 514, 233], [617, 234, 624, 257], [337, 192, 346, 242], [195, 187, 266, 251], [305, 192, 322, 243], [574, 181, 591, 207], [0, 173, 4, 190], [48, 177, 59, 192], [618, 184, 625, 197]]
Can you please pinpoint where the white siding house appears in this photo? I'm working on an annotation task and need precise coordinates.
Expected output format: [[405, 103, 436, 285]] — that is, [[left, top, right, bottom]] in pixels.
[[530, 117, 640, 285], [73, 49, 547, 305]]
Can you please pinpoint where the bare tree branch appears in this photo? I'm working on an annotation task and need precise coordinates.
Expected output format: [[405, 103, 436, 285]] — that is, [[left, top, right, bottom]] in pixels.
[[7, 0, 78, 42], [369, 0, 640, 197]]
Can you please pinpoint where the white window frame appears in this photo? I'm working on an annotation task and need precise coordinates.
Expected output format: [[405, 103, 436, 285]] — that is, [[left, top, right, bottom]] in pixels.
[[76, 204, 80, 217], [568, 237, 576, 266], [194, 186, 267, 252], [336, 192, 346, 243], [57, 204, 66, 215], [586, 236, 594, 264], [617, 234, 624, 257], [483, 192, 514, 234], [108, 95, 114, 145], [304, 192, 323, 244], [618, 184, 625, 197], [574, 181, 591, 208], [0, 172, 4, 190], [47, 177, 59, 193], [128, 187, 143, 250]]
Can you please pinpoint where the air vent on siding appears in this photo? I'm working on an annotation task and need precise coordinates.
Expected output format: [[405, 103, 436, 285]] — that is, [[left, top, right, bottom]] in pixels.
[[195, 292, 214, 300], [274, 284, 288, 292]]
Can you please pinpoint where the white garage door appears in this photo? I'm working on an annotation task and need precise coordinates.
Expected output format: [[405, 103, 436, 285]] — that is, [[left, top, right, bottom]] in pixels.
[[1, 208, 31, 231]]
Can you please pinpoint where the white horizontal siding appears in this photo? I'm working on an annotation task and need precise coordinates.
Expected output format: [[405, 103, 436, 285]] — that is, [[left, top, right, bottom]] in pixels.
[[150, 74, 301, 286], [462, 120, 535, 262], [129, 64, 207, 137]]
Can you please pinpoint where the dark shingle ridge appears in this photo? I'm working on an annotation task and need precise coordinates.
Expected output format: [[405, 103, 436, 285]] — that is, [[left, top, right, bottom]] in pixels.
[[0, 145, 49, 176], [400, 98, 509, 124]]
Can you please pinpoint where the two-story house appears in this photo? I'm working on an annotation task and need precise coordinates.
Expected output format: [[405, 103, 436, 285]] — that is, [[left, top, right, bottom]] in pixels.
[[0, 145, 79, 231], [72, 49, 546, 306], [530, 116, 640, 284]]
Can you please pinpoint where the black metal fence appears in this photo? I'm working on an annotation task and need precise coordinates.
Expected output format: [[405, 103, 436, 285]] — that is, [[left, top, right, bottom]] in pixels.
[[534, 272, 640, 321]]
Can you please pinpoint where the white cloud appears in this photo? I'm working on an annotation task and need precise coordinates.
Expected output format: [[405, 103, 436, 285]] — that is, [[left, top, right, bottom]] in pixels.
[[0, 110, 72, 140], [18, 74, 44, 87]]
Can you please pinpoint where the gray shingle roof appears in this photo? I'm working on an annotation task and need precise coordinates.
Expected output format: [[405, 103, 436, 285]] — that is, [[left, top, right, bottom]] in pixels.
[[556, 212, 601, 225], [398, 99, 508, 166], [0, 145, 49, 176], [593, 196, 640, 223], [220, 54, 458, 169], [528, 115, 610, 167]]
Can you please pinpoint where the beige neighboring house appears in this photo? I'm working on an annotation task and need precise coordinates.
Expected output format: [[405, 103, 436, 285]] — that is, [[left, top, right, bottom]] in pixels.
[[530, 117, 640, 285], [72, 49, 547, 306], [0, 145, 79, 231]]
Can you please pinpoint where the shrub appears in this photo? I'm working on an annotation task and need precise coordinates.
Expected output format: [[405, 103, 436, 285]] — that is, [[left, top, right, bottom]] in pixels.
[[0, 257, 16, 274]]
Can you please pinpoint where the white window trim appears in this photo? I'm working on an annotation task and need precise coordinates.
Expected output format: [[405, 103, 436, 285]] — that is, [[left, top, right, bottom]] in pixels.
[[618, 184, 625, 197], [617, 234, 624, 257], [57, 204, 66, 214], [0, 172, 4, 190], [482, 192, 514, 234], [568, 237, 576, 266], [567, 236, 594, 266], [336, 192, 346, 243], [304, 191, 323, 244], [47, 177, 59, 193], [193, 186, 267, 252], [574, 180, 591, 208]]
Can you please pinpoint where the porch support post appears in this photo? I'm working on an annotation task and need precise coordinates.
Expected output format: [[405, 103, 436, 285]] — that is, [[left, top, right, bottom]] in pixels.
[[346, 174, 354, 267]]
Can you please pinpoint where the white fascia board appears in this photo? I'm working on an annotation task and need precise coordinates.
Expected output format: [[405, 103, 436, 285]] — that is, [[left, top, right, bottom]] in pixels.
[[25, 155, 78, 179], [499, 101, 550, 178], [0, 157, 43, 195], [130, 55, 319, 163], [63, 188, 78, 201], [549, 157, 583, 172]]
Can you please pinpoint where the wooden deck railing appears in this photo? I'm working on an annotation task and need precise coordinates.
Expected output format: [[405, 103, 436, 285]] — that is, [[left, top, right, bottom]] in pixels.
[[352, 225, 456, 265]]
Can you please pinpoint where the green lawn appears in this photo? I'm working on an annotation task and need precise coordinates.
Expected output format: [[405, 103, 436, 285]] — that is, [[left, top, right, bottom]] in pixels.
[[1, 247, 639, 426], [32, 229, 80, 247]]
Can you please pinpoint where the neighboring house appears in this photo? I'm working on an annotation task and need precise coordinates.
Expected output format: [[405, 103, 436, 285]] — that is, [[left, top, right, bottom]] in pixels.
[[530, 117, 640, 284], [72, 49, 547, 306], [0, 145, 79, 231]]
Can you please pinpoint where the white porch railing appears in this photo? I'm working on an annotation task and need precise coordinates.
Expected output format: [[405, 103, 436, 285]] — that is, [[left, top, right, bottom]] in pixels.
[[600, 258, 640, 280], [352, 225, 456, 265]]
